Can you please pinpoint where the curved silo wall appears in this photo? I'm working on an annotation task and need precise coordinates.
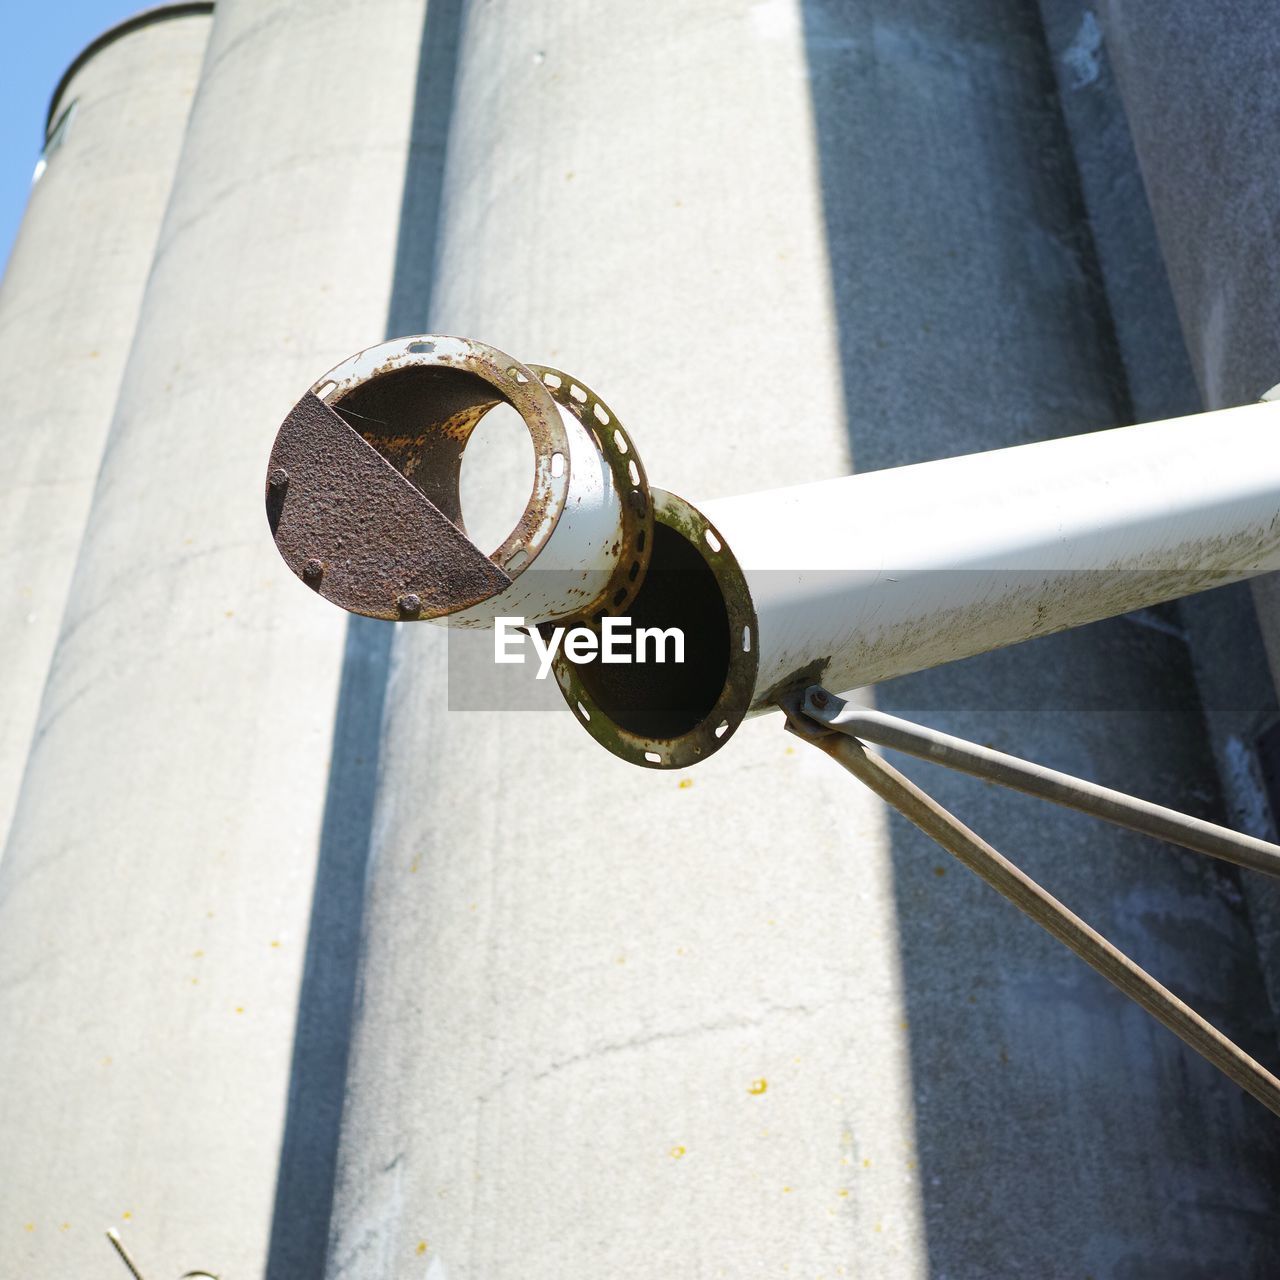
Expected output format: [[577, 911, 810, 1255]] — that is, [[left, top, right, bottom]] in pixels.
[[1095, 0, 1280, 697], [0, 0, 444, 1275], [0, 5, 213, 848], [325, 3, 1280, 1278], [1083, 0, 1280, 1105]]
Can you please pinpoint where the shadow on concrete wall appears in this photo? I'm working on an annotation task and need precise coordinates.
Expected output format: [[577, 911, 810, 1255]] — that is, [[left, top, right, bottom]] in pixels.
[[799, 1, 1280, 1273], [264, 2, 465, 1274]]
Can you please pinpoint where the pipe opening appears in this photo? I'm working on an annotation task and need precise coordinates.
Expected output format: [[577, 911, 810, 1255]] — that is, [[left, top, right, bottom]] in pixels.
[[332, 363, 512, 531], [311, 343, 574, 593], [572, 521, 730, 739], [457, 402, 536, 556], [267, 338, 574, 621], [550, 489, 758, 768]]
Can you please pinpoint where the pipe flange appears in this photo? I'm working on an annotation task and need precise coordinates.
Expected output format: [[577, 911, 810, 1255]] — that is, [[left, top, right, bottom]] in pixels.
[[528, 365, 653, 621], [551, 489, 759, 770], [318, 335, 571, 576], [266, 335, 575, 621]]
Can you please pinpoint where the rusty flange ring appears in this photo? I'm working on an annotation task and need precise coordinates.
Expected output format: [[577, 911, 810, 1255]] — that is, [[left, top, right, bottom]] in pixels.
[[266, 336, 575, 621], [318, 335, 571, 576], [528, 365, 653, 622]]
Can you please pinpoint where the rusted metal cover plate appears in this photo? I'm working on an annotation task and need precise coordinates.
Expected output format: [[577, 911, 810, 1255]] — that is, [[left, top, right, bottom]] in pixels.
[[266, 391, 510, 620]]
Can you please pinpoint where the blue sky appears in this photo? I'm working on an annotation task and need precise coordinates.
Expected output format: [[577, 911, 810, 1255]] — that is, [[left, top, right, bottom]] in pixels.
[[0, 1, 140, 274]]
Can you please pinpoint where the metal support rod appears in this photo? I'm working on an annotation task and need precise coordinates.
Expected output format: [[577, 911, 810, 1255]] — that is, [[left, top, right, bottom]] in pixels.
[[782, 694, 1280, 1118], [107, 1230, 146, 1280], [801, 690, 1280, 878], [105, 1229, 218, 1280]]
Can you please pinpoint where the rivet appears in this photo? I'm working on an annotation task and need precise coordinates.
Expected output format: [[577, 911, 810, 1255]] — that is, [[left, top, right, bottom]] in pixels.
[[303, 558, 323, 581], [268, 467, 289, 490], [398, 593, 422, 617]]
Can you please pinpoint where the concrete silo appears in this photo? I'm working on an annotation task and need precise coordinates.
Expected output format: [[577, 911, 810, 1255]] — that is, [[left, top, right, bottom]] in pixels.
[[1090, 0, 1280, 1105], [2, 1, 1278, 1277], [0, 4, 212, 847], [1095, 0, 1280, 687], [1039, 0, 1280, 1050], [324, 2, 1280, 1277], [0, 0, 444, 1275]]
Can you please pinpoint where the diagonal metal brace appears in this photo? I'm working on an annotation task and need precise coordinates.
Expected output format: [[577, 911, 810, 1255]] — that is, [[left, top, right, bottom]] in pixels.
[[106, 1228, 219, 1279], [803, 690, 1280, 878], [782, 685, 1280, 1118]]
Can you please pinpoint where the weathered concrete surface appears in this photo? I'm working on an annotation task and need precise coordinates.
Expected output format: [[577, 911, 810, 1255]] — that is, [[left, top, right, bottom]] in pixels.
[[326, 2, 1280, 1277], [0, 1, 434, 1275], [1034, 0, 1199, 428], [1255, 575, 1280, 697], [1098, 0, 1280, 411], [803, 1, 1280, 1274], [0, 8, 211, 849], [1097, 0, 1280, 689], [1033, 0, 1268, 798], [1068, 1, 1280, 1046], [1005, 0, 1280, 1037], [326, 3, 923, 1277]]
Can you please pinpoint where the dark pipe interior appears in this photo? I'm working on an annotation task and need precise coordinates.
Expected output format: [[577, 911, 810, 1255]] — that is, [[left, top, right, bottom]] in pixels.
[[571, 522, 730, 739], [333, 364, 502, 526]]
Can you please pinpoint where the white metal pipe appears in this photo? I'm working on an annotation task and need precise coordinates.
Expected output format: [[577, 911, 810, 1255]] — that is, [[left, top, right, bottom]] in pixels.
[[542, 396, 1280, 768], [702, 397, 1280, 713], [449, 398, 625, 624], [275, 353, 1280, 771]]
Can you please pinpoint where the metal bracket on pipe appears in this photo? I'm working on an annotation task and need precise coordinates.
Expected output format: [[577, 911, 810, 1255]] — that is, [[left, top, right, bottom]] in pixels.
[[782, 685, 1280, 1118]]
